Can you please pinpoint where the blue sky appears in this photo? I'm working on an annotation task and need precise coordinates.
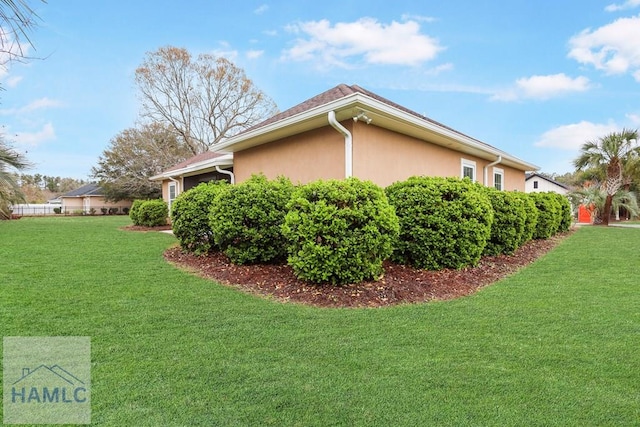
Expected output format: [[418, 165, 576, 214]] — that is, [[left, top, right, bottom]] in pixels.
[[2, 0, 640, 179]]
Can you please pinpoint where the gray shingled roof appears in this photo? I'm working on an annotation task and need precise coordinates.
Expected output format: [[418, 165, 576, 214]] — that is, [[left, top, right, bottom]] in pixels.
[[240, 83, 481, 144], [61, 183, 103, 197]]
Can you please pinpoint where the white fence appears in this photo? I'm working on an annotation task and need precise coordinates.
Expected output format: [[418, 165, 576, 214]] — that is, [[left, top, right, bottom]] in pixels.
[[10, 204, 60, 216], [10, 204, 131, 216]]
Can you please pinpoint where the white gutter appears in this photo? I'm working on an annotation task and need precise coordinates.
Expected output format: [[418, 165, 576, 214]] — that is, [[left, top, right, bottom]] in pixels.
[[215, 166, 235, 184], [483, 155, 502, 187], [328, 111, 352, 178]]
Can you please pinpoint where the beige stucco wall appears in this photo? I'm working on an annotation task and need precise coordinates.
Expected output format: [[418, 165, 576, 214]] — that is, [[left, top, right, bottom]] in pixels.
[[61, 197, 132, 213], [234, 127, 345, 184], [234, 121, 527, 191]]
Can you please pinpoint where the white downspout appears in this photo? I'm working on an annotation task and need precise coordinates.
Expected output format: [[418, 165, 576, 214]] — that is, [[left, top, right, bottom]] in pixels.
[[168, 176, 181, 195], [483, 155, 502, 187], [328, 111, 352, 178], [215, 166, 235, 184]]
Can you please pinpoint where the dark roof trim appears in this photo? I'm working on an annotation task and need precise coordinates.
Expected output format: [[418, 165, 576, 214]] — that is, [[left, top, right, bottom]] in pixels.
[[525, 173, 570, 189]]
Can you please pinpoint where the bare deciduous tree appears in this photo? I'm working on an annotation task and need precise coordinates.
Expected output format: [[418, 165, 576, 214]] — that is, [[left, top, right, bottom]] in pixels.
[[135, 46, 278, 155], [91, 123, 194, 201]]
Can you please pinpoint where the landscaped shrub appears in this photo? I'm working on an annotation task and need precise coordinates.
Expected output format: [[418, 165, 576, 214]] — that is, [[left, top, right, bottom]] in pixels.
[[482, 188, 526, 256], [553, 193, 573, 232], [135, 199, 168, 227], [100, 207, 108, 215], [530, 192, 562, 239], [385, 176, 493, 270], [171, 180, 228, 255], [512, 192, 539, 245], [122, 207, 130, 215], [53, 207, 62, 214], [209, 174, 294, 264], [108, 207, 119, 215], [282, 178, 399, 285], [129, 199, 145, 224]]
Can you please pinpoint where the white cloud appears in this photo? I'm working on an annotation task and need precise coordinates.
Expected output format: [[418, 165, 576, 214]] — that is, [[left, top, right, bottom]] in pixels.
[[627, 112, 640, 125], [14, 122, 56, 147], [534, 121, 619, 150], [491, 73, 591, 101], [282, 17, 444, 68], [253, 4, 269, 15], [568, 15, 640, 81], [246, 49, 264, 59], [0, 97, 63, 115], [5, 75, 22, 87], [211, 41, 238, 61], [425, 63, 454, 76], [400, 14, 437, 23], [605, 0, 640, 12]]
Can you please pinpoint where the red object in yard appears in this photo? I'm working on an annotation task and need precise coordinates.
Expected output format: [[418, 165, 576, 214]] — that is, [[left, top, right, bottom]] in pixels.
[[578, 204, 592, 224]]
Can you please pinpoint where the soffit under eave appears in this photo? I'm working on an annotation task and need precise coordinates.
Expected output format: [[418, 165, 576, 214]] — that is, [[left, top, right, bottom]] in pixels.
[[218, 97, 537, 171]]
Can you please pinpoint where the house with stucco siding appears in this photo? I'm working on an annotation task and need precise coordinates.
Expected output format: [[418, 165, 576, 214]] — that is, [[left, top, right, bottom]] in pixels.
[[152, 84, 538, 204]]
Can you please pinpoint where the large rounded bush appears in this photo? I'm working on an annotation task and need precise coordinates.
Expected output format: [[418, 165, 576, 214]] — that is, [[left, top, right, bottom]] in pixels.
[[136, 199, 168, 227], [386, 177, 493, 270], [209, 174, 294, 265], [129, 199, 145, 225], [553, 193, 573, 232], [171, 180, 228, 255], [530, 192, 562, 239], [483, 189, 526, 256], [282, 178, 399, 285], [512, 192, 539, 245]]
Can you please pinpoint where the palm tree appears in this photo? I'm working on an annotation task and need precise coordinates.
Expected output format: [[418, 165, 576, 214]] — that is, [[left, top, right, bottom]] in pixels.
[[573, 129, 640, 225], [568, 184, 639, 223], [0, 138, 31, 219]]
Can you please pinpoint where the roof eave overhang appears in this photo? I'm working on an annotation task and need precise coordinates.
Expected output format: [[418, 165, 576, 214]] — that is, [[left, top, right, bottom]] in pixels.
[[149, 153, 234, 181], [216, 93, 539, 172]]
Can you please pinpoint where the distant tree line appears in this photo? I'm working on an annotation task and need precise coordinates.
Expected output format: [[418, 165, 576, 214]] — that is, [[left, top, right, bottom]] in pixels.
[[11, 173, 87, 203]]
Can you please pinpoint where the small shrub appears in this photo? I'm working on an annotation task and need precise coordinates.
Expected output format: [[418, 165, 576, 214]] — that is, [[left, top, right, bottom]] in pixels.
[[129, 200, 145, 224], [209, 174, 294, 264], [100, 207, 108, 215], [171, 181, 228, 255], [108, 207, 119, 215], [53, 207, 62, 214], [122, 207, 130, 215], [530, 192, 562, 239], [282, 178, 399, 285], [136, 199, 168, 227], [483, 188, 526, 256], [89, 207, 96, 216], [386, 176, 493, 270]]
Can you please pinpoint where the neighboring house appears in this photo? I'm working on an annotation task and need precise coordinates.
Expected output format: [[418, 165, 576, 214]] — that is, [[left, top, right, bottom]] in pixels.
[[153, 84, 538, 205], [60, 183, 132, 214], [525, 173, 570, 195], [150, 151, 233, 210]]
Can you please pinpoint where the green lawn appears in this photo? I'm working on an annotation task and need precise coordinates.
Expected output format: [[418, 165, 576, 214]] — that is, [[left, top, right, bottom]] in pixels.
[[1, 216, 639, 426]]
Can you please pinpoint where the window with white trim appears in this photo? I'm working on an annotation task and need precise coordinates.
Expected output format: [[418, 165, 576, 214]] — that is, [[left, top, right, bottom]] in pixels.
[[461, 159, 476, 182], [493, 168, 504, 191], [168, 182, 177, 210]]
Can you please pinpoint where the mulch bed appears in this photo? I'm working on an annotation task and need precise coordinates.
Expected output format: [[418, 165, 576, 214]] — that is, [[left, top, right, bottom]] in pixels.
[[161, 232, 572, 308], [122, 224, 173, 232]]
